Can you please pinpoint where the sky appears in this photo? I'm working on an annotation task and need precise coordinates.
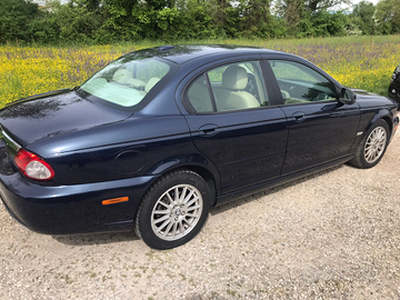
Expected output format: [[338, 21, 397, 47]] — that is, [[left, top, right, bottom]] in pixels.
[[352, 0, 380, 4], [336, 0, 381, 10]]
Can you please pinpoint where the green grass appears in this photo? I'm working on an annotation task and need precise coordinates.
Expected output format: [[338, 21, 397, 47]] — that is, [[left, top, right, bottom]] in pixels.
[[0, 35, 399, 107]]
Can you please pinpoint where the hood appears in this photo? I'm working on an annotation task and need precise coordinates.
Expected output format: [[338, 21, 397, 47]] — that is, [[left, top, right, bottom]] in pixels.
[[351, 88, 382, 98], [351, 88, 392, 102], [350, 88, 399, 111], [0, 89, 132, 146]]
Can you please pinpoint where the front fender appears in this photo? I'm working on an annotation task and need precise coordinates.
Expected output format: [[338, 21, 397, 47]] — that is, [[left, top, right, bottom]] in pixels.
[[366, 107, 399, 141], [351, 107, 398, 154]]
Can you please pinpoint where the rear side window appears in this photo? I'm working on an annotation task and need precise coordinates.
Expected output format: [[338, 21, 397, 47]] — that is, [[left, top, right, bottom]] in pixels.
[[187, 75, 214, 113], [186, 60, 268, 113]]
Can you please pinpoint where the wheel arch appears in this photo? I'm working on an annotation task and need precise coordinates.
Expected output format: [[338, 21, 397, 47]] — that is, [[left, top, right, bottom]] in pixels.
[[365, 109, 394, 136], [183, 165, 217, 206], [382, 116, 393, 137], [146, 155, 220, 206]]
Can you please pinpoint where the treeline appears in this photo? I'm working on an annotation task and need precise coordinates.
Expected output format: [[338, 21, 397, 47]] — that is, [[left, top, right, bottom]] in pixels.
[[0, 0, 399, 45]]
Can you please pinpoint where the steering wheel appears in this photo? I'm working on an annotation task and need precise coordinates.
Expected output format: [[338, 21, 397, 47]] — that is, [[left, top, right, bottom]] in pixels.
[[245, 74, 258, 99], [312, 92, 330, 101]]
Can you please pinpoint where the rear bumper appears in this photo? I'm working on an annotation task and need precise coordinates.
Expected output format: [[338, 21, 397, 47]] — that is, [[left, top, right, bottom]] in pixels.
[[0, 167, 156, 235]]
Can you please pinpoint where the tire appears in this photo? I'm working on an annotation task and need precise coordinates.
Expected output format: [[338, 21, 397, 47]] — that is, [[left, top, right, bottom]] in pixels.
[[349, 119, 389, 169], [134, 169, 211, 250]]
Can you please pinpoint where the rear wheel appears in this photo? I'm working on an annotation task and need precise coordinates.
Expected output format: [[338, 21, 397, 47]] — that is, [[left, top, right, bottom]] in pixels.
[[349, 120, 389, 169], [135, 169, 210, 250]]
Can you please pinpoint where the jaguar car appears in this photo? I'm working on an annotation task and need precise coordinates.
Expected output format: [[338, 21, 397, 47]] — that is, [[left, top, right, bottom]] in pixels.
[[0, 45, 398, 249]]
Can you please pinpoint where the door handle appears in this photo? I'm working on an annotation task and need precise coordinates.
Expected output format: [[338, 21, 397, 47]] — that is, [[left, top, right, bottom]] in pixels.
[[198, 124, 219, 137], [331, 112, 342, 118], [292, 111, 306, 122]]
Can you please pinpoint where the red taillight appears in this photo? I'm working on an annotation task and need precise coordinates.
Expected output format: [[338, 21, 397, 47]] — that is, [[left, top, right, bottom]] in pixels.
[[14, 149, 55, 181]]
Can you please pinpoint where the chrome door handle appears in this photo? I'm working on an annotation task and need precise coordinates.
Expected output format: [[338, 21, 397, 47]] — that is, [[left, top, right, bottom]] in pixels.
[[198, 124, 219, 137], [292, 111, 306, 122]]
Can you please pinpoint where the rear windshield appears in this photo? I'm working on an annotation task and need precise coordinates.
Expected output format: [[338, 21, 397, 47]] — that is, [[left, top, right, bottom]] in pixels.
[[79, 56, 175, 108]]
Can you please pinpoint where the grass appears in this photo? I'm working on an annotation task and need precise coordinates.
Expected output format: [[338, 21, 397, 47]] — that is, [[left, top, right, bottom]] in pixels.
[[0, 35, 399, 107]]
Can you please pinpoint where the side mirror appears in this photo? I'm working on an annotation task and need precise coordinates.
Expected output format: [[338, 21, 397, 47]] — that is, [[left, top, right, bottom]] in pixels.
[[339, 88, 356, 105]]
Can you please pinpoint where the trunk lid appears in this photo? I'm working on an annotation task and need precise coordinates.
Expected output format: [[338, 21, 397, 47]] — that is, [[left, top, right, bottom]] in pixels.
[[0, 89, 132, 146]]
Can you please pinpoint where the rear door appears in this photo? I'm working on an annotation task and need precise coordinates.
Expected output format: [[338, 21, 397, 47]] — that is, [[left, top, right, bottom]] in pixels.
[[180, 59, 288, 194]]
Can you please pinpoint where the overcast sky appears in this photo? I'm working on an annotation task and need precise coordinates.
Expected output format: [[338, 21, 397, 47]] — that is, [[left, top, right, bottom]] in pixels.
[[347, 0, 380, 7], [352, 0, 380, 4]]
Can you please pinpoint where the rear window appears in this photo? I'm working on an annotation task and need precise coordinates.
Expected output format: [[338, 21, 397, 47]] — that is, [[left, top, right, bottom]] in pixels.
[[79, 56, 174, 108]]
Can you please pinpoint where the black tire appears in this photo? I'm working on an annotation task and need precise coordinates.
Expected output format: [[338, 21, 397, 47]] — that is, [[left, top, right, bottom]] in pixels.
[[349, 119, 390, 169], [134, 169, 210, 250]]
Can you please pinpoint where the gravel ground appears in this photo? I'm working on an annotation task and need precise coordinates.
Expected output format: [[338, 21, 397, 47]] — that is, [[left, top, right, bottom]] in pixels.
[[1, 135, 400, 300]]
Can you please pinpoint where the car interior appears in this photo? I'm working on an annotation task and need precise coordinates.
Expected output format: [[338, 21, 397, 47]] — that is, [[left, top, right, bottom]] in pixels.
[[188, 62, 268, 113]]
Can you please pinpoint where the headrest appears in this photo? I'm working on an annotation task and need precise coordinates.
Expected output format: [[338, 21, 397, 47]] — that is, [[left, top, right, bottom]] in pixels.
[[145, 78, 160, 93], [113, 69, 131, 83], [281, 90, 290, 100], [222, 66, 248, 90]]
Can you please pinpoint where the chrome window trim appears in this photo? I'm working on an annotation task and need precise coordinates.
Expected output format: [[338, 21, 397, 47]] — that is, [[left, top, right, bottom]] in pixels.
[[0, 126, 21, 152]]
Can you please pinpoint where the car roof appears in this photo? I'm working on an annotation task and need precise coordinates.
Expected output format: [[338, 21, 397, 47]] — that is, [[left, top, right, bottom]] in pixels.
[[128, 44, 283, 65]]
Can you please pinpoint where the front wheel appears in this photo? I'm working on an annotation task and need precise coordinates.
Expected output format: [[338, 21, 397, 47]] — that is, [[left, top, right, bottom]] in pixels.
[[349, 119, 389, 169], [135, 169, 210, 250]]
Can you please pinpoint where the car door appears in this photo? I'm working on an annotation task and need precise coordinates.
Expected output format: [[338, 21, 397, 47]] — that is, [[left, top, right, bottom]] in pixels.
[[181, 60, 288, 194], [266, 59, 360, 175]]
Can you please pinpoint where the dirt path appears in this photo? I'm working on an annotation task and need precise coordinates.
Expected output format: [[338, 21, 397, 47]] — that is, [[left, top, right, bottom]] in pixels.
[[1, 135, 400, 300]]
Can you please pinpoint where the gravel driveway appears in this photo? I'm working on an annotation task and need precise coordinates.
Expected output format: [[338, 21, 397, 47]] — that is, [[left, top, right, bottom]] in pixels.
[[1, 135, 400, 300]]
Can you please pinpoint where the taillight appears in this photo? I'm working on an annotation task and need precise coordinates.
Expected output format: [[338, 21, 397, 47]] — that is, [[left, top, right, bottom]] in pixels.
[[14, 149, 55, 181]]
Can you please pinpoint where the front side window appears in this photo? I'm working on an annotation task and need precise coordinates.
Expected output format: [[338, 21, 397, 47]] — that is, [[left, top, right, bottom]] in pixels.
[[187, 61, 268, 113], [269, 60, 337, 105], [79, 56, 172, 108]]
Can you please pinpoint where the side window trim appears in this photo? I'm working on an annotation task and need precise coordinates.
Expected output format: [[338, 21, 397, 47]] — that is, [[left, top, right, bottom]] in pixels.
[[260, 59, 285, 106], [183, 58, 281, 115], [204, 73, 218, 112], [266, 58, 339, 106]]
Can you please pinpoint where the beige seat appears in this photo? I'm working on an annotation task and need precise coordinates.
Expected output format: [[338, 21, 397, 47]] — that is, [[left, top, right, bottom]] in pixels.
[[135, 77, 160, 97], [145, 77, 160, 93], [214, 66, 260, 111], [112, 69, 146, 89], [281, 90, 290, 100], [188, 81, 213, 112]]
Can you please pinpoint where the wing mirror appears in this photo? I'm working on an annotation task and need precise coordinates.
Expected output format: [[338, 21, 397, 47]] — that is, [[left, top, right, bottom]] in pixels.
[[339, 88, 356, 105]]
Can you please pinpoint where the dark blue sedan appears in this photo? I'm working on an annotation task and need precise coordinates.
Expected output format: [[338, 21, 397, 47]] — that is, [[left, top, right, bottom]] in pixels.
[[0, 45, 398, 249]]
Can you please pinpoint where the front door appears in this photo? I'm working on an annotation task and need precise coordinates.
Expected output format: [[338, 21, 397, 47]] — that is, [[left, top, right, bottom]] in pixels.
[[267, 59, 360, 175]]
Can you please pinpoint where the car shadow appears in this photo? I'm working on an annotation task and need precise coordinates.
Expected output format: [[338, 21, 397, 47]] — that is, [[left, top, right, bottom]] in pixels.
[[52, 230, 139, 246], [210, 164, 344, 216], [52, 164, 345, 245]]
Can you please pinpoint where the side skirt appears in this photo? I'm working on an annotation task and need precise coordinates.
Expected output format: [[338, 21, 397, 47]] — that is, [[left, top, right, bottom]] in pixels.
[[215, 155, 354, 207]]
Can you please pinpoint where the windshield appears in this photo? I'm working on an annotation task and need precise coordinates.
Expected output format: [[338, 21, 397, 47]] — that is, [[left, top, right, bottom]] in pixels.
[[79, 56, 173, 108]]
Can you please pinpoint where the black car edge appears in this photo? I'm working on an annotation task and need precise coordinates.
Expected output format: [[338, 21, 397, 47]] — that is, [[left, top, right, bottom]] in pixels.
[[389, 63, 400, 103]]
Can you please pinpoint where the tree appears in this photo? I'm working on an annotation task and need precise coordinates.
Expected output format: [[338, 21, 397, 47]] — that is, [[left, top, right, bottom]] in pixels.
[[350, 1, 376, 35], [304, 0, 349, 12], [375, 0, 400, 34], [238, 0, 277, 38], [0, 0, 40, 43], [277, 0, 349, 36], [277, 0, 304, 34]]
